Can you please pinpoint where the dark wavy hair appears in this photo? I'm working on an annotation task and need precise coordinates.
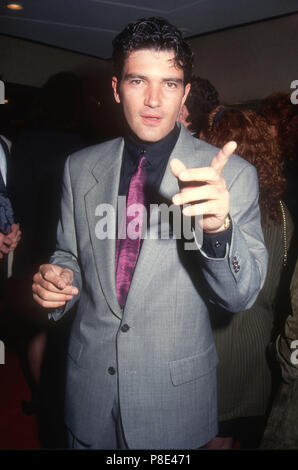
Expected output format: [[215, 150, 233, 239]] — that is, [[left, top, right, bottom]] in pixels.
[[259, 92, 293, 127], [112, 17, 193, 85], [278, 111, 298, 160], [184, 76, 219, 134], [205, 106, 286, 222], [259, 92, 298, 160]]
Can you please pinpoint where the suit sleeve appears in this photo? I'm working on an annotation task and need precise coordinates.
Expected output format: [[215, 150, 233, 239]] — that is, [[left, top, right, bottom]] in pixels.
[[49, 156, 82, 321], [194, 163, 268, 312]]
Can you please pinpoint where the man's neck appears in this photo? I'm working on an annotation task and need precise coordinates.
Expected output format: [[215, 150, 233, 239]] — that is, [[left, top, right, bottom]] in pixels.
[[126, 124, 179, 149]]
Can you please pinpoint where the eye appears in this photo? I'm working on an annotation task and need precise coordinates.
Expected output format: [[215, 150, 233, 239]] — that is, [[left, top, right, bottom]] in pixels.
[[165, 81, 177, 89], [130, 79, 143, 85]]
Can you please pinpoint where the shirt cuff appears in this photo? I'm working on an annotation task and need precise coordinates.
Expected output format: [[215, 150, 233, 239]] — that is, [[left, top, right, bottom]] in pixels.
[[201, 224, 232, 258]]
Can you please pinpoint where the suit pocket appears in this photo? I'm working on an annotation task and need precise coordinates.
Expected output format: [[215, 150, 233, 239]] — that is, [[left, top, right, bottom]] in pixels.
[[169, 343, 218, 386]]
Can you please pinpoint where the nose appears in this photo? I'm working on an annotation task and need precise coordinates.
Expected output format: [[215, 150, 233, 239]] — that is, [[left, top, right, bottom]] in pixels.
[[144, 83, 161, 108]]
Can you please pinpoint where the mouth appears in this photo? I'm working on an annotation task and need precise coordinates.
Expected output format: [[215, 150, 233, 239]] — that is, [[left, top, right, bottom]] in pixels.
[[140, 114, 162, 125]]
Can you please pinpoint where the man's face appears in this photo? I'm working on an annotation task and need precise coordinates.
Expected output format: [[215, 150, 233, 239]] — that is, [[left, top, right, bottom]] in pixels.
[[112, 49, 190, 142]]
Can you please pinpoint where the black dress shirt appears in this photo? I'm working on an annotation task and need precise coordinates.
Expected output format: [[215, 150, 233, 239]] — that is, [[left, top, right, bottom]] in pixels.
[[119, 125, 231, 257]]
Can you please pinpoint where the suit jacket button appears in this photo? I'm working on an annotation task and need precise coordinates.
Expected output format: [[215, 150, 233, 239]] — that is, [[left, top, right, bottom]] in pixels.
[[121, 324, 130, 333], [108, 366, 116, 375]]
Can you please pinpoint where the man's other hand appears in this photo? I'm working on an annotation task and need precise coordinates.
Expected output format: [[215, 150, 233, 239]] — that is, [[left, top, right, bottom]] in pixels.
[[32, 264, 78, 309]]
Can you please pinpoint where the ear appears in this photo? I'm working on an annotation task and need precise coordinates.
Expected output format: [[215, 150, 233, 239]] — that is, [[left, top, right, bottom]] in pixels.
[[112, 76, 121, 103], [178, 104, 189, 126], [182, 82, 191, 106], [178, 83, 191, 119]]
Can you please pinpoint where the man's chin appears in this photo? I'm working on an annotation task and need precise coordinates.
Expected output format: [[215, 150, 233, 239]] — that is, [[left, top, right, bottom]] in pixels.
[[132, 127, 169, 143]]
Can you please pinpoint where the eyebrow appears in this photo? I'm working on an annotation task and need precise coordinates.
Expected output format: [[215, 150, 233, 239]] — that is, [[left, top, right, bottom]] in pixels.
[[123, 73, 183, 84]]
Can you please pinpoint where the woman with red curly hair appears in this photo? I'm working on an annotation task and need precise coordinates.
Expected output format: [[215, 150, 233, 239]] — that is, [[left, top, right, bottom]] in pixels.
[[259, 92, 298, 222], [202, 106, 295, 449], [259, 92, 293, 138]]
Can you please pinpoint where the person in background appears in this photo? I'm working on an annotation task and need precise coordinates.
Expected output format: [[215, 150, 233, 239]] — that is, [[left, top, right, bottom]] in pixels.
[[0, 134, 21, 300], [178, 75, 219, 137], [259, 92, 298, 224], [261, 256, 298, 449], [259, 92, 293, 138], [203, 106, 295, 449]]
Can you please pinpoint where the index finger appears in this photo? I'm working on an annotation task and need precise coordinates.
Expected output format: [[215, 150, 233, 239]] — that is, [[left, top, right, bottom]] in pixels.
[[211, 141, 237, 174]]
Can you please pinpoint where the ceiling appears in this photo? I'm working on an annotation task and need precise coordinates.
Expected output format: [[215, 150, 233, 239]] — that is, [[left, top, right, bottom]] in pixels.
[[0, 0, 297, 59]]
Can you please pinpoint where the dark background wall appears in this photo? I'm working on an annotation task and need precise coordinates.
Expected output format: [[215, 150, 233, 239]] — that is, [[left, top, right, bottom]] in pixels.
[[0, 13, 297, 137]]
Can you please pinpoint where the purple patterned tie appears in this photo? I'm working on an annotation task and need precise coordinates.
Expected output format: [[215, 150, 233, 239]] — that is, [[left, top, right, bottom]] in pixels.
[[116, 154, 147, 307]]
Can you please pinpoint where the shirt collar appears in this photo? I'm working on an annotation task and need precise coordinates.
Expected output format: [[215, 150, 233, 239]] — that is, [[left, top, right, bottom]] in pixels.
[[124, 124, 180, 167]]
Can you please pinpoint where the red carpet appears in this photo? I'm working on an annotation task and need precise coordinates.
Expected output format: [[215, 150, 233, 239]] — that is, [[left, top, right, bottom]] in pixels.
[[0, 347, 40, 449]]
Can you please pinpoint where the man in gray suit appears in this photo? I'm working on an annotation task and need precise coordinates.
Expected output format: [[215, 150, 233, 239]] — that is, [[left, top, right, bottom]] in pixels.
[[32, 17, 267, 449]]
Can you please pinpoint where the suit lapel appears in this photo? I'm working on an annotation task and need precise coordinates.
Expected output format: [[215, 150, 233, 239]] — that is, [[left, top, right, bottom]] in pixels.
[[126, 125, 197, 307], [85, 138, 124, 318], [84, 126, 201, 315]]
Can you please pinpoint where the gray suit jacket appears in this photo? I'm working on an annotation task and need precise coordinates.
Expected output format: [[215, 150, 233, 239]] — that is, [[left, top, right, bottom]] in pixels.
[[50, 124, 267, 449]]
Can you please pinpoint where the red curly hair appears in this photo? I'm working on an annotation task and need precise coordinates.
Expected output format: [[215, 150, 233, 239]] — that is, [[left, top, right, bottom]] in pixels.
[[204, 106, 286, 221], [259, 92, 298, 159]]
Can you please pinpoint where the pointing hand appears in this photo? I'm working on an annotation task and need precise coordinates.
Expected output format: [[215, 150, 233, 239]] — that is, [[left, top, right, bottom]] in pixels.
[[170, 141, 237, 233]]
